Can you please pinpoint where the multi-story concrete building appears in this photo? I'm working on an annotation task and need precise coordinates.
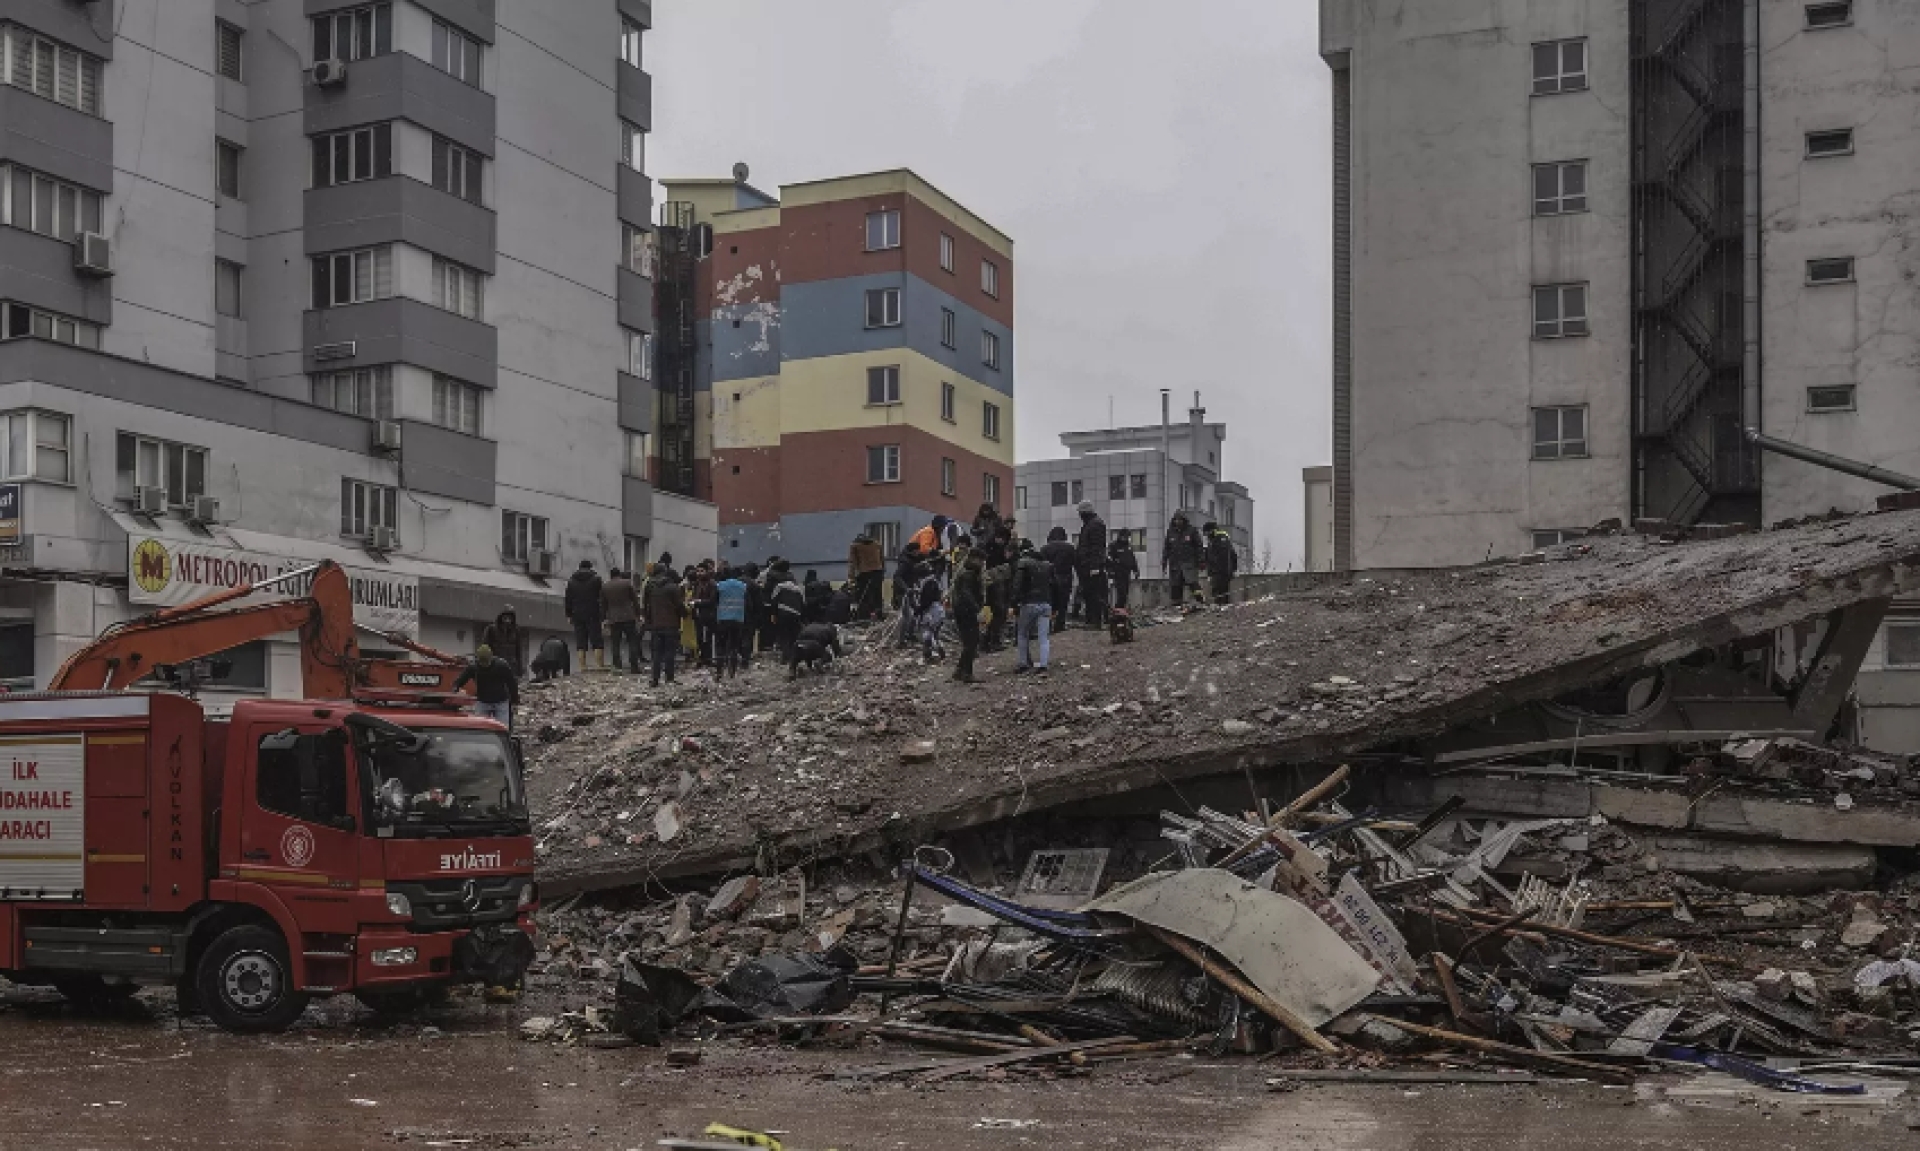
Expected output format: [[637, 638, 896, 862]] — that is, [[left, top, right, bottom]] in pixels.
[[1321, 0, 1920, 571], [1015, 394, 1255, 566], [1302, 465, 1334, 572], [0, 0, 712, 694], [655, 168, 1014, 576]]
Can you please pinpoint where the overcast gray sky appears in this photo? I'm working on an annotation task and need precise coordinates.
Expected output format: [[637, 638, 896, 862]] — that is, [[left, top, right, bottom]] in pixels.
[[649, 0, 1330, 567]]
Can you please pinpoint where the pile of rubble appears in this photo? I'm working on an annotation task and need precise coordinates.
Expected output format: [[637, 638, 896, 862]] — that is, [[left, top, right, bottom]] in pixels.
[[520, 765, 1920, 1090]]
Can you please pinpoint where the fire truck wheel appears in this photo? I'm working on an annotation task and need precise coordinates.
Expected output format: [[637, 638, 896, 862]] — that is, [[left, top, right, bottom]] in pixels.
[[196, 925, 310, 1033]]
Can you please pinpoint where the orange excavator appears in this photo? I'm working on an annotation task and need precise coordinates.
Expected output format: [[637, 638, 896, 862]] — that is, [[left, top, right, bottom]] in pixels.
[[50, 559, 468, 695]]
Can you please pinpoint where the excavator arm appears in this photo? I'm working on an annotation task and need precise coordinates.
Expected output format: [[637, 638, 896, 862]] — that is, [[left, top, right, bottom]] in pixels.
[[49, 560, 422, 697]]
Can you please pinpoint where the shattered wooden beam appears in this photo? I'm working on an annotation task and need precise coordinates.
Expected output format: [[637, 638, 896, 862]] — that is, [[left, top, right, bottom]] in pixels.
[[1790, 598, 1891, 732]]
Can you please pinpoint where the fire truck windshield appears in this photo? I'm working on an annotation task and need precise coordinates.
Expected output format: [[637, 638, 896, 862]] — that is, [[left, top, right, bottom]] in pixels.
[[363, 727, 529, 834]]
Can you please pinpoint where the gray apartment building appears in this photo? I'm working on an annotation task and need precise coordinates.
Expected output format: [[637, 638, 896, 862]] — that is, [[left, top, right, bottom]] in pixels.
[[1322, 0, 1920, 746], [0, 0, 713, 695], [1015, 394, 1254, 567]]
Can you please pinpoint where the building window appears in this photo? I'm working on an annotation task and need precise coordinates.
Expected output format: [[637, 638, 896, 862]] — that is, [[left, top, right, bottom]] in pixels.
[[311, 246, 393, 308], [0, 165, 103, 241], [1532, 283, 1589, 338], [216, 21, 243, 81], [340, 478, 398, 540], [1886, 622, 1920, 669], [214, 140, 243, 200], [620, 17, 644, 68], [624, 534, 649, 574], [940, 232, 955, 272], [312, 124, 392, 188], [1533, 161, 1587, 216], [500, 511, 548, 564], [623, 223, 657, 276], [117, 433, 207, 507], [866, 444, 900, 484], [1805, 129, 1855, 158], [941, 307, 956, 349], [1014, 485, 1028, 511], [432, 257, 484, 319], [624, 431, 648, 478], [1807, 384, 1857, 412], [432, 136, 482, 204], [0, 27, 103, 115], [865, 209, 900, 251], [982, 400, 1001, 441], [311, 366, 394, 420], [1108, 474, 1126, 501], [0, 410, 70, 483], [1050, 481, 1068, 507], [981, 259, 1000, 298], [312, 4, 391, 62], [1531, 405, 1589, 460], [1532, 38, 1588, 95], [620, 121, 645, 173], [940, 381, 956, 422], [981, 330, 1001, 369], [1807, 257, 1855, 284], [863, 521, 900, 554], [432, 376, 483, 435], [431, 20, 481, 86], [626, 329, 654, 379], [1805, 3, 1853, 29], [215, 260, 242, 318], [1, 303, 100, 349], [866, 365, 901, 406], [865, 287, 902, 328], [1531, 529, 1583, 549], [941, 457, 957, 497], [1130, 473, 1147, 499], [983, 473, 1000, 508]]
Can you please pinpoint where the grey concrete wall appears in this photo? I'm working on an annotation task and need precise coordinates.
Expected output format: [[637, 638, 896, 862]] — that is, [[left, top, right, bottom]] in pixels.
[[0, 228, 113, 324], [305, 50, 497, 156], [0, 84, 114, 191], [1333, 0, 1633, 568], [0, 0, 116, 56], [617, 371, 653, 433], [1755, 0, 1920, 521], [303, 296, 499, 386], [304, 177, 498, 272], [400, 417, 496, 504]]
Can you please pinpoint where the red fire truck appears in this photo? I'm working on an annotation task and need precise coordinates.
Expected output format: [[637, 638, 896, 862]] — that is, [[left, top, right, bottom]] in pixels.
[[0, 562, 536, 1031]]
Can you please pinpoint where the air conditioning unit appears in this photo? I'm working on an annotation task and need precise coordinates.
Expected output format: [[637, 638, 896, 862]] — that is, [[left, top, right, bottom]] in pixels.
[[373, 420, 403, 453], [73, 232, 113, 277], [529, 549, 559, 578], [368, 525, 398, 552], [312, 58, 348, 87], [312, 341, 357, 362], [133, 487, 167, 516], [188, 495, 220, 524]]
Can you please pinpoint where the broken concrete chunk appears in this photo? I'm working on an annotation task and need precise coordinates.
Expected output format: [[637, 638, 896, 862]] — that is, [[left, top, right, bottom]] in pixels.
[[707, 875, 762, 921], [1840, 918, 1889, 949], [1754, 968, 1790, 1001], [652, 801, 683, 844], [900, 740, 937, 763], [1221, 719, 1257, 736]]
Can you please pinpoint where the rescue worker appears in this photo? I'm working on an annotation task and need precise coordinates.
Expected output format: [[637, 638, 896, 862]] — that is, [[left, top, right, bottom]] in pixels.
[[788, 620, 847, 677], [1041, 526, 1077, 635], [970, 502, 1004, 550], [1161, 513, 1205, 607], [600, 567, 642, 672], [1012, 539, 1054, 673], [1204, 521, 1240, 605], [951, 552, 986, 683], [1074, 500, 1109, 628], [769, 561, 807, 661], [713, 565, 749, 678], [480, 608, 525, 679], [915, 559, 947, 663], [642, 566, 686, 687], [802, 569, 833, 622], [1108, 532, 1140, 610], [690, 561, 718, 666], [455, 645, 518, 729], [847, 531, 885, 621], [530, 635, 571, 681], [564, 560, 606, 671]]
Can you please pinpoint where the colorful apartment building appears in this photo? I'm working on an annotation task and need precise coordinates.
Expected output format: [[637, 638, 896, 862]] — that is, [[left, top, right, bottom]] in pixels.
[[655, 168, 1014, 574]]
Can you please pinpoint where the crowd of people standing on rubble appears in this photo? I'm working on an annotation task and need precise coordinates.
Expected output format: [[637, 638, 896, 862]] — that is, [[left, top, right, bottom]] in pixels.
[[462, 500, 1243, 729]]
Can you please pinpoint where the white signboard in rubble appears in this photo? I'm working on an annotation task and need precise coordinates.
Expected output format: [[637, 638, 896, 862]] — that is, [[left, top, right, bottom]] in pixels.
[[1322, 872, 1420, 994], [127, 536, 419, 635], [0, 735, 85, 899]]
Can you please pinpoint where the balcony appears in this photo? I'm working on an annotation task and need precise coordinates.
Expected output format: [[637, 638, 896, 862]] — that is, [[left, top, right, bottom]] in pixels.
[[303, 297, 497, 388], [0, 84, 112, 192], [305, 176, 496, 273], [304, 50, 495, 158], [0, 226, 110, 324], [399, 418, 496, 505], [617, 371, 653, 434], [617, 61, 651, 132]]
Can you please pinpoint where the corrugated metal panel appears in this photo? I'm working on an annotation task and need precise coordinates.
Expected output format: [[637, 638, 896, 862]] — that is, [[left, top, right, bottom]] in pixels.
[[1331, 59, 1354, 572]]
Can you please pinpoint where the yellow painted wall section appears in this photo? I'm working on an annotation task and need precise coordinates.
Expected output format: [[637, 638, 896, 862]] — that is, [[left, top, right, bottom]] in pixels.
[[711, 206, 782, 236], [658, 181, 744, 226], [780, 169, 1013, 258], [710, 375, 782, 450], [652, 392, 716, 461], [776, 350, 1014, 467]]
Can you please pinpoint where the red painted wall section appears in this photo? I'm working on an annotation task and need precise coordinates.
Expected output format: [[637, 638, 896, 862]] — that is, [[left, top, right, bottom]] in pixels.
[[901, 194, 1013, 328], [777, 426, 1013, 517], [700, 225, 783, 320], [712, 446, 783, 526]]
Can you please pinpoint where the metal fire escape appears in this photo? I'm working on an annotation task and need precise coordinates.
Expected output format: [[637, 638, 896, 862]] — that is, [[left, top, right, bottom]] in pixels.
[[1631, 0, 1758, 526], [654, 200, 701, 498]]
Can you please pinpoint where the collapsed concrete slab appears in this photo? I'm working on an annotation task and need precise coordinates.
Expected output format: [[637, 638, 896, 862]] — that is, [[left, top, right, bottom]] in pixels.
[[527, 509, 1920, 896]]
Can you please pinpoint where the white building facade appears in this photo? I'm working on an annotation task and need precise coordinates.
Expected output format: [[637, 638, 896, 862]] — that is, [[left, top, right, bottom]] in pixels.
[[0, 0, 713, 693]]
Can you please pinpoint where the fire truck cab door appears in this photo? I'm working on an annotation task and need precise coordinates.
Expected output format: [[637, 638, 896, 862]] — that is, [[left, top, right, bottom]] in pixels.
[[239, 726, 362, 918]]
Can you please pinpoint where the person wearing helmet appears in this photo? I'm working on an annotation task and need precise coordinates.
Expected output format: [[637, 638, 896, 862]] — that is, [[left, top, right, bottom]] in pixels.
[[1073, 499, 1109, 628], [1162, 512, 1205, 607]]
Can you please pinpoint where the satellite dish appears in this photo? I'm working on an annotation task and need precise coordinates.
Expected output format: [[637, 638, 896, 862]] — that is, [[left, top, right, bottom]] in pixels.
[[732, 162, 750, 184]]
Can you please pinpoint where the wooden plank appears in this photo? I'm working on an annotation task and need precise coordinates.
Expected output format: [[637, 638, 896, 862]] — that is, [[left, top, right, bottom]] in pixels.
[[914, 1036, 1138, 1083]]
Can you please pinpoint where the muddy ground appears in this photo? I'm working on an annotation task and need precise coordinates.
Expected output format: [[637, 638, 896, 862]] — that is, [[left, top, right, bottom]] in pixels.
[[2, 986, 1916, 1151]]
